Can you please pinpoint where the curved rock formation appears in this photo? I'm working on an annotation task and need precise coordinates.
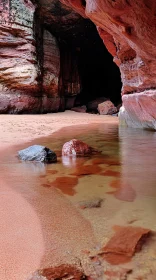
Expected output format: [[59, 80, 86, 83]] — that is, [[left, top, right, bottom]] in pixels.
[[0, 0, 88, 113], [61, 0, 156, 129], [1, 0, 156, 129]]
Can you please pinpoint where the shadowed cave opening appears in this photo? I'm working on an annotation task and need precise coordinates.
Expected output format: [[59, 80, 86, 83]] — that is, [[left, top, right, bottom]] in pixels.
[[77, 34, 122, 106], [44, 7, 122, 113], [57, 21, 122, 112]]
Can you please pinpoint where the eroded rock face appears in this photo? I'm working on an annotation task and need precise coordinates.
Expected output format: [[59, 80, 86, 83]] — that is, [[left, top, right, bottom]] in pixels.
[[119, 90, 156, 129], [42, 30, 61, 112], [0, 0, 89, 113], [2, 0, 156, 129], [0, 0, 40, 113], [61, 0, 156, 129]]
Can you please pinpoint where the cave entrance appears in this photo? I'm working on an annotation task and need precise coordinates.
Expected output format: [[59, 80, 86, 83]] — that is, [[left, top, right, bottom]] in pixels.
[[58, 20, 122, 113], [77, 31, 122, 108]]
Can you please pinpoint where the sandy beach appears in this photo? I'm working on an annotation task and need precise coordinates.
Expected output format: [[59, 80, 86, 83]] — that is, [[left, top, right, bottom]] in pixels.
[[0, 111, 118, 150], [0, 112, 118, 280]]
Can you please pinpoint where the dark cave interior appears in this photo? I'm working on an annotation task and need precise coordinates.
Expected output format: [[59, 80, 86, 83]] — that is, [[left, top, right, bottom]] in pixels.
[[57, 21, 122, 109], [77, 29, 122, 106], [43, 2, 122, 111]]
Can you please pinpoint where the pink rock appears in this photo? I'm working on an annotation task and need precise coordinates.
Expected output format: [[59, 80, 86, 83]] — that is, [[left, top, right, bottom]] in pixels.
[[119, 90, 156, 130], [62, 0, 156, 130], [98, 101, 117, 115], [0, 0, 39, 113], [62, 139, 99, 156]]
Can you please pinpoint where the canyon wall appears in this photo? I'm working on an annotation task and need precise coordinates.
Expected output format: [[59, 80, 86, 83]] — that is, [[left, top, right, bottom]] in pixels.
[[62, 0, 156, 130], [42, 30, 61, 113], [1, 0, 156, 130], [0, 0, 81, 113], [0, 0, 41, 113]]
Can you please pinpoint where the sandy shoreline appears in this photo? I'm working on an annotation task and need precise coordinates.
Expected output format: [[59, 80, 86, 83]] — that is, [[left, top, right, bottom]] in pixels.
[[0, 111, 118, 150], [0, 113, 155, 280], [0, 111, 119, 280]]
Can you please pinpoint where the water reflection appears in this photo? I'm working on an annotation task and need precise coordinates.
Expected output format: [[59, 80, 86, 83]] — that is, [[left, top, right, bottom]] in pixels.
[[119, 127, 156, 197], [1, 123, 156, 278], [62, 155, 77, 167], [21, 161, 46, 174]]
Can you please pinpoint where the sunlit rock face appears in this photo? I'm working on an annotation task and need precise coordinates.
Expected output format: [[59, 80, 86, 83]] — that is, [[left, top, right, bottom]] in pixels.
[[0, 0, 41, 113], [0, 0, 92, 113], [62, 0, 156, 129]]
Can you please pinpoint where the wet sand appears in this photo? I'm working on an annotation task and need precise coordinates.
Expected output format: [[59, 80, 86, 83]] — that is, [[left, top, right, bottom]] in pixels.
[[1, 112, 156, 280], [0, 112, 118, 280], [0, 111, 118, 151]]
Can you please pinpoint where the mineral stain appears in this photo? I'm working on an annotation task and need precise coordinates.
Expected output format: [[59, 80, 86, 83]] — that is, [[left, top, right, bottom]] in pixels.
[[50, 176, 78, 195]]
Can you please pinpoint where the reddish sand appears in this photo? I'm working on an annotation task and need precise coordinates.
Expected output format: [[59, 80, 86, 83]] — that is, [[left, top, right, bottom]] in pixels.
[[0, 112, 118, 280], [0, 111, 118, 151]]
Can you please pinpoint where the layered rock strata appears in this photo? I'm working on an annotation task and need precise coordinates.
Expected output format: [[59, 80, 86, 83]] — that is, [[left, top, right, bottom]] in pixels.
[[0, 0, 83, 113], [62, 0, 156, 129], [0, 0, 40, 113], [42, 30, 61, 113]]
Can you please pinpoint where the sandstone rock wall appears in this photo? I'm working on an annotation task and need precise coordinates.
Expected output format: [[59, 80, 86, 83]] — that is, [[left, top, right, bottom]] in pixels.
[[42, 30, 61, 112], [62, 0, 156, 129], [0, 0, 41, 113], [0, 0, 83, 113], [59, 44, 81, 109]]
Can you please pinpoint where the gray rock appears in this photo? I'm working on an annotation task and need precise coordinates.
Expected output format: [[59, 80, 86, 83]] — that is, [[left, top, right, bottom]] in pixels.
[[18, 145, 57, 163]]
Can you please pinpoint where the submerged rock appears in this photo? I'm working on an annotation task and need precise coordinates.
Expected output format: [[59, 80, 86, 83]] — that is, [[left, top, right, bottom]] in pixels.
[[102, 226, 151, 265], [28, 264, 85, 280], [18, 145, 57, 163], [62, 139, 99, 157], [78, 198, 103, 209], [98, 101, 117, 115]]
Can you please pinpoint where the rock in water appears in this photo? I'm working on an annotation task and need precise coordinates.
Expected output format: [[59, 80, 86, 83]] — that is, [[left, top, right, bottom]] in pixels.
[[98, 101, 117, 115], [62, 139, 99, 156], [18, 145, 57, 163], [102, 226, 150, 265]]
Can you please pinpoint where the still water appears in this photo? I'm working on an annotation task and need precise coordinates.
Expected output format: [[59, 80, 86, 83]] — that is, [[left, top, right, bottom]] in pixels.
[[1, 122, 156, 279]]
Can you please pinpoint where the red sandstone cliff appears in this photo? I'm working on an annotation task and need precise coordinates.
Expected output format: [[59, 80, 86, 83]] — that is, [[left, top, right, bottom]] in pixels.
[[0, 0, 82, 113], [0, 0, 41, 113], [61, 0, 156, 129], [1, 0, 156, 129]]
